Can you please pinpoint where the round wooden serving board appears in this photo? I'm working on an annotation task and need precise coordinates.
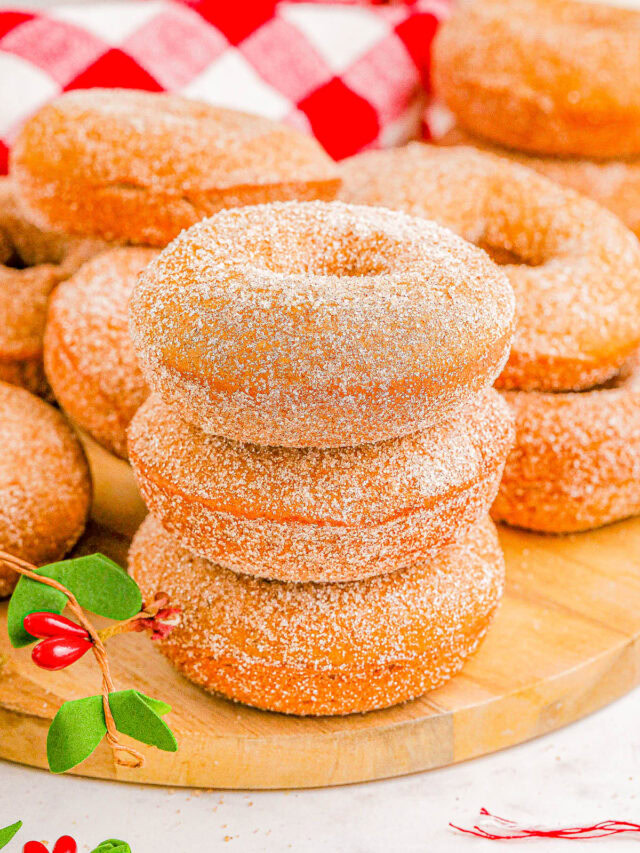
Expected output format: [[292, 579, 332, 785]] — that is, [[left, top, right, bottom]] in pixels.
[[1, 435, 640, 789]]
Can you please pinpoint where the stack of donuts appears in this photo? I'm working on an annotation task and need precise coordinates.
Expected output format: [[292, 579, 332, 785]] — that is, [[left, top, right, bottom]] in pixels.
[[341, 3, 640, 534], [431, 0, 640, 533], [124, 200, 516, 715], [5, 88, 518, 715]]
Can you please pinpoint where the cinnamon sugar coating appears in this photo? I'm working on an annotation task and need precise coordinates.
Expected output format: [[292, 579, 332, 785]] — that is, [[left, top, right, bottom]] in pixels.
[[129, 514, 505, 715], [439, 127, 640, 238], [434, 0, 640, 159], [493, 355, 640, 533], [0, 382, 91, 595], [45, 247, 154, 458], [0, 178, 105, 397], [340, 144, 640, 392], [130, 200, 515, 447], [127, 389, 513, 582], [11, 89, 340, 247]]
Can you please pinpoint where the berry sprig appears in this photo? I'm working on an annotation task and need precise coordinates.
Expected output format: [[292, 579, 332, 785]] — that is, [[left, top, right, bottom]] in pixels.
[[1, 549, 180, 774], [0, 825, 130, 853]]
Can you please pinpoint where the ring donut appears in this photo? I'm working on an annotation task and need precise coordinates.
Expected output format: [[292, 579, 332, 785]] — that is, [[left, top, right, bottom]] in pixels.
[[0, 178, 104, 396], [339, 144, 640, 392], [493, 355, 640, 533], [439, 126, 640, 237], [130, 200, 515, 447], [45, 247, 154, 459], [127, 389, 513, 582], [129, 514, 505, 716], [0, 382, 91, 595], [433, 0, 640, 159], [11, 89, 341, 247]]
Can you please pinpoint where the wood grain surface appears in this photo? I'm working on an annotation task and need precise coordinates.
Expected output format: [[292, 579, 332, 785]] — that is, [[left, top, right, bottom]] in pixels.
[[0, 438, 639, 789]]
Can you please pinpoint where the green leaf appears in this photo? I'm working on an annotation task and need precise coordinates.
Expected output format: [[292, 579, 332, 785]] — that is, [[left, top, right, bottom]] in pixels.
[[0, 821, 22, 849], [8, 573, 67, 647], [90, 841, 131, 853], [136, 692, 171, 717], [8, 553, 142, 648], [109, 690, 177, 753], [47, 695, 107, 774]]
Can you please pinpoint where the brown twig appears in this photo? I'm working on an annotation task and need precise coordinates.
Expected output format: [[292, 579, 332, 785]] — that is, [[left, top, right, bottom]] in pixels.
[[0, 549, 144, 769]]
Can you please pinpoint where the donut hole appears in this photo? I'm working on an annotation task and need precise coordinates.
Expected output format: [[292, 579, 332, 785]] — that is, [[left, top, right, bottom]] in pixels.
[[476, 239, 538, 267], [247, 232, 397, 278]]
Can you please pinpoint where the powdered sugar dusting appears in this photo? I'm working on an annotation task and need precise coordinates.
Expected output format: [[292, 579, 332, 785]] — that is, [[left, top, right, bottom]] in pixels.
[[45, 247, 154, 458], [340, 144, 640, 392], [129, 514, 505, 714], [11, 89, 340, 245], [130, 200, 515, 446], [0, 177, 105, 395], [0, 381, 91, 594], [127, 389, 513, 581], [494, 353, 640, 531]]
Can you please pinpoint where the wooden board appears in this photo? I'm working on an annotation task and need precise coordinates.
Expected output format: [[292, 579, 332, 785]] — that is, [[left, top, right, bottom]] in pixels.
[[1, 437, 640, 789]]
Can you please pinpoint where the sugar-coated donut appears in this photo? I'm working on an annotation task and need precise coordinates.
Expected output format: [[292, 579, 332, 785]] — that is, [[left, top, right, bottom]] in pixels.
[[129, 514, 504, 716], [339, 144, 640, 392], [127, 389, 513, 582], [433, 0, 640, 159], [0, 178, 104, 397], [45, 247, 154, 459], [11, 90, 341, 247], [130, 200, 515, 447], [493, 355, 640, 533], [439, 127, 640, 238], [0, 382, 91, 595]]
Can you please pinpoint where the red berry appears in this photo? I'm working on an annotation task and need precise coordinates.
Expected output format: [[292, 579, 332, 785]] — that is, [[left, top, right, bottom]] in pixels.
[[52, 836, 77, 853], [32, 636, 93, 670], [23, 842, 48, 853], [23, 612, 90, 641]]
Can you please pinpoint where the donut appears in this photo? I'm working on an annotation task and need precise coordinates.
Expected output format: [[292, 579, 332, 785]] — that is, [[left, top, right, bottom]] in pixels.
[[11, 89, 341, 247], [439, 126, 640, 238], [127, 388, 513, 582], [339, 144, 640, 392], [129, 514, 504, 716], [433, 0, 640, 159], [0, 178, 105, 396], [493, 354, 640, 533], [130, 200, 515, 447], [0, 381, 91, 596], [45, 247, 155, 459]]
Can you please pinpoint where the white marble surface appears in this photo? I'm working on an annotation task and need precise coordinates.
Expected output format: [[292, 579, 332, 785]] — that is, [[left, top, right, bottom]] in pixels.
[[1, 687, 639, 852]]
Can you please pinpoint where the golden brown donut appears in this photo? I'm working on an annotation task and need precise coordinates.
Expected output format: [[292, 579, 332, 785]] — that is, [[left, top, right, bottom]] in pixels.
[[127, 389, 513, 582], [45, 247, 154, 459], [439, 126, 640, 237], [129, 514, 505, 716], [11, 89, 341, 247], [0, 381, 91, 595], [0, 178, 105, 396], [493, 355, 640, 533], [130, 200, 515, 447], [339, 144, 640, 393], [433, 0, 640, 159]]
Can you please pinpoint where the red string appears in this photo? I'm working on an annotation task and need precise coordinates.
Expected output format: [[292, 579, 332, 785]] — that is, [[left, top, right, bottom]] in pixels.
[[450, 809, 640, 840]]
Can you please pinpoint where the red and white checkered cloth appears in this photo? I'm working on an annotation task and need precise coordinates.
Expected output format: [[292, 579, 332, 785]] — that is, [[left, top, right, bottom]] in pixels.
[[0, 0, 449, 173]]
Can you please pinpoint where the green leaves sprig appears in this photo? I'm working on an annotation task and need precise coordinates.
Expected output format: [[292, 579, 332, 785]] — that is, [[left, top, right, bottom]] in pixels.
[[48, 689, 177, 774], [4, 552, 177, 775], [0, 821, 22, 849], [8, 554, 141, 648]]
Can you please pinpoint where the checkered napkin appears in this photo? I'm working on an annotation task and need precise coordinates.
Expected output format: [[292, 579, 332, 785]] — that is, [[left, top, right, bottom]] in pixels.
[[0, 0, 449, 173]]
